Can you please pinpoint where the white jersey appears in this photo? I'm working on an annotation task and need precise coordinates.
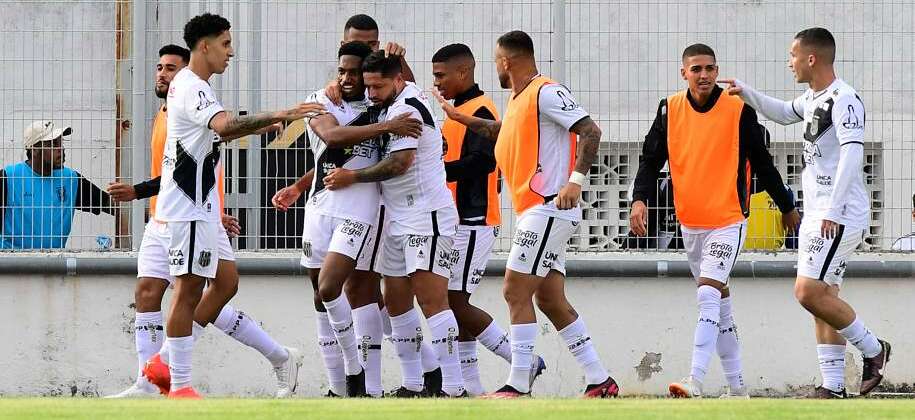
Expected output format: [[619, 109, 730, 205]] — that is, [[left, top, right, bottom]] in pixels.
[[377, 82, 454, 223], [305, 89, 381, 223], [738, 77, 869, 230], [157, 68, 224, 222]]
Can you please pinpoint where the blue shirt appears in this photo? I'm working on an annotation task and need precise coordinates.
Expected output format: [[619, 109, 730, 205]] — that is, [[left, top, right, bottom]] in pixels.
[[1, 162, 81, 249]]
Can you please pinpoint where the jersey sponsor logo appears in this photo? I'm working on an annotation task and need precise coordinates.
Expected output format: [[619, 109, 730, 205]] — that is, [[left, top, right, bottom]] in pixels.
[[816, 175, 833, 186], [198, 249, 212, 268], [168, 248, 185, 267], [196, 90, 216, 111], [406, 195, 415, 207], [513, 230, 540, 248]]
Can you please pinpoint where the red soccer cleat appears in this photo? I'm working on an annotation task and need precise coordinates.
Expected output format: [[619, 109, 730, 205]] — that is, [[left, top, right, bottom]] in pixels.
[[481, 385, 530, 399], [168, 386, 202, 400], [584, 376, 620, 398], [142, 354, 171, 395]]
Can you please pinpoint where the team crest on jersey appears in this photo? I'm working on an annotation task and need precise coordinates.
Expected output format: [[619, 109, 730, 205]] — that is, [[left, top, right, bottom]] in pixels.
[[198, 250, 212, 268]]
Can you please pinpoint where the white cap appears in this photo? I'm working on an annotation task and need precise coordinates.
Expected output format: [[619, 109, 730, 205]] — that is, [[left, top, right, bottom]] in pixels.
[[23, 120, 71, 149]]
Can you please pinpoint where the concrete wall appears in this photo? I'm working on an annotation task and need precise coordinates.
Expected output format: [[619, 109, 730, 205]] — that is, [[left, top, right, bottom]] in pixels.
[[2, 271, 912, 397]]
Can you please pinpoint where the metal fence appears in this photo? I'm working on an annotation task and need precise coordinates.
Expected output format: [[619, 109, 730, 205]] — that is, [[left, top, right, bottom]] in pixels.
[[0, 0, 912, 253]]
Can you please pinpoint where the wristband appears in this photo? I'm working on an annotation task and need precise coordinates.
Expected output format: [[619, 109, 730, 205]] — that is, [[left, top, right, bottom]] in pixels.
[[568, 171, 587, 186]]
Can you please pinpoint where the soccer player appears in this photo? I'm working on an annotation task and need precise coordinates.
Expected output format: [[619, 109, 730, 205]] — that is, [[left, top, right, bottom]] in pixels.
[[630, 44, 800, 398], [433, 30, 618, 398], [722, 27, 891, 398], [104, 44, 301, 399], [432, 43, 543, 396], [273, 41, 422, 398], [150, 13, 324, 399], [323, 51, 465, 397]]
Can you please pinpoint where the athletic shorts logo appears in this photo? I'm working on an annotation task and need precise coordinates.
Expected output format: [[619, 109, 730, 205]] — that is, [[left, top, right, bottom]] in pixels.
[[168, 248, 185, 267], [708, 242, 733, 260], [437, 249, 454, 270], [470, 268, 484, 285], [805, 236, 825, 254], [340, 220, 366, 238], [407, 235, 428, 248], [517, 252, 528, 262], [541, 251, 559, 269], [198, 250, 212, 268], [834, 261, 848, 276], [513, 230, 540, 248]]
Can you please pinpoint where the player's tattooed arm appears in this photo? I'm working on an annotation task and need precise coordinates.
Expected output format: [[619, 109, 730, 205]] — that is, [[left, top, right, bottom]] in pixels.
[[569, 116, 601, 176], [323, 150, 415, 190], [432, 90, 501, 141], [211, 103, 326, 140]]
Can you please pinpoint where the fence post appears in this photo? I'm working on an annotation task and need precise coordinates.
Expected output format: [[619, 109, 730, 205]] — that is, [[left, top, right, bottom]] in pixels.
[[551, 0, 566, 83], [130, 0, 148, 250]]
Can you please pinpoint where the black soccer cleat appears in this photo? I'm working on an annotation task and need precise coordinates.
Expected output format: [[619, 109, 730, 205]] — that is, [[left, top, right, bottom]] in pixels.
[[434, 389, 469, 398], [345, 369, 367, 397], [324, 390, 341, 398], [809, 386, 847, 399], [860, 339, 891, 396], [423, 368, 443, 397], [388, 386, 426, 398]]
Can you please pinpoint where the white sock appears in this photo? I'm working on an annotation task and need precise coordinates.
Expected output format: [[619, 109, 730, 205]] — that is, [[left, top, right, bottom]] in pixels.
[[389, 309, 425, 391], [166, 335, 194, 390], [134, 311, 164, 384], [817, 344, 847, 392], [192, 321, 206, 342], [420, 340, 440, 373], [459, 341, 484, 396], [690, 285, 722, 383], [352, 304, 384, 397], [427, 310, 464, 396], [838, 317, 882, 358], [380, 305, 393, 337], [159, 322, 204, 366], [323, 294, 361, 375], [506, 323, 537, 393], [716, 297, 744, 390], [559, 317, 609, 385], [476, 320, 512, 363], [214, 304, 288, 367], [316, 311, 346, 396]]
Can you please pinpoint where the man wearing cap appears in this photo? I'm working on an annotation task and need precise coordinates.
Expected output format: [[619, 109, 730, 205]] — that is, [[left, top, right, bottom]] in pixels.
[[0, 121, 114, 249]]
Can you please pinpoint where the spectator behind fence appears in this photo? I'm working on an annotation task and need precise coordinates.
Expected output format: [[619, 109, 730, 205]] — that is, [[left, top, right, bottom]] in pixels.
[[891, 194, 915, 251], [0, 121, 115, 249]]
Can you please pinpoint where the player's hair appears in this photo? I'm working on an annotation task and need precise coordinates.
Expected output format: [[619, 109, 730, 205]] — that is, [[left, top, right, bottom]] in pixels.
[[344, 14, 379, 32], [183, 13, 231, 51], [338, 41, 373, 60], [432, 43, 475, 63], [361, 50, 402, 77], [496, 30, 535, 57], [795, 27, 836, 64], [682, 43, 716, 61], [159, 44, 190, 63]]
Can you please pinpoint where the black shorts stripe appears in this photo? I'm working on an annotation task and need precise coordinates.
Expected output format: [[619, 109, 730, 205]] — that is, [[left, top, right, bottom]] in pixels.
[[369, 206, 385, 271], [428, 210, 440, 272], [461, 230, 477, 293], [530, 217, 555, 276], [818, 224, 846, 281], [188, 221, 197, 275], [354, 221, 371, 263]]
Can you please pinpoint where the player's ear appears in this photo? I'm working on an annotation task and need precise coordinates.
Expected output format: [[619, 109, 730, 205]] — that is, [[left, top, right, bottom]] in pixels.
[[680, 66, 687, 81]]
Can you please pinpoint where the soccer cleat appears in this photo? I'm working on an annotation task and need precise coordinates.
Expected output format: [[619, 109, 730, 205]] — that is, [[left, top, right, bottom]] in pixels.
[[669, 376, 702, 398], [481, 385, 530, 399], [529, 355, 546, 389], [141, 354, 171, 395], [388, 386, 426, 398], [345, 368, 367, 397], [808, 386, 847, 399], [274, 347, 303, 398], [423, 368, 443, 397], [584, 376, 620, 398], [324, 390, 342, 398], [103, 381, 161, 399], [434, 389, 469, 398], [860, 339, 891, 396], [167, 386, 202, 399], [718, 386, 750, 399]]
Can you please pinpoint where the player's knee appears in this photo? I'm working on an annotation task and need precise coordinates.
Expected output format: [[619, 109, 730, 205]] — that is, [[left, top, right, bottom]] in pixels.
[[502, 284, 529, 307], [534, 291, 562, 314], [794, 280, 822, 309], [317, 281, 344, 303], [135, 279, 166, 311]]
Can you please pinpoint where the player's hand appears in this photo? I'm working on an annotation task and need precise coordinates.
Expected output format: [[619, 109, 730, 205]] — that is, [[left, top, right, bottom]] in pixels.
[[384, 113, 423, 138], [325, 79, 343, 106], [782, 208, 801, 234], [272, 184, 304, 212], [254, 122, 283, 136], [107, 182, 137, 202], [384, 42, 406, 58], [221, 213, 241, 238], [821, 219, 840, 239], [629, 200, 648, 237], [282, 102, 327, 121], [718, 79, 743, 96], [323, 168, 357, 191], [431, 90, 461, 122], [553, 182, 581, 210]]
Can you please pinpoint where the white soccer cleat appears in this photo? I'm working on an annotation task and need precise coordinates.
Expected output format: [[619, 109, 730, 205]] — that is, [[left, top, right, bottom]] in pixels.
[[103, 381, 161, 399], [718, 386, 750, 399], [274, 347, 303, 398], [669, 376, 703, 398]]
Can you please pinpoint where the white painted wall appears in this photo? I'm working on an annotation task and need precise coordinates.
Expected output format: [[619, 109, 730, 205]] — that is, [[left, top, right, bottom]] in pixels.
[[1, 273, 911, 397]]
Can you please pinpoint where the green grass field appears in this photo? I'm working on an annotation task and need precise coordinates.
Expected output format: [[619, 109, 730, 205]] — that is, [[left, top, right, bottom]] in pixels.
[[2, 398, 915, 420]]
